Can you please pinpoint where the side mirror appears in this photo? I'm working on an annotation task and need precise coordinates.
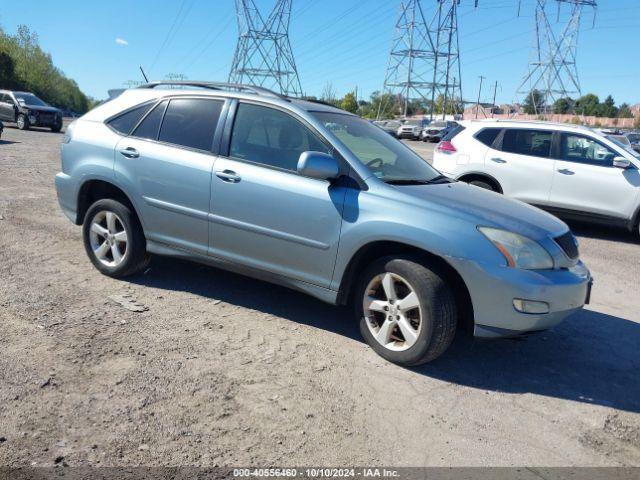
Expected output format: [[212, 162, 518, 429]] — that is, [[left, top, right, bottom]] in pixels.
[[613, 156, 631, 169], [297, 151, 339, 180]]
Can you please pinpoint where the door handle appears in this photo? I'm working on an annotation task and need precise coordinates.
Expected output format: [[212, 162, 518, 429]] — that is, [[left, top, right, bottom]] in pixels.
[[557, 168, 575, 175], [215, 170, 241, 183], [490, 157, 507, 163], [119, 147, 139, 159]]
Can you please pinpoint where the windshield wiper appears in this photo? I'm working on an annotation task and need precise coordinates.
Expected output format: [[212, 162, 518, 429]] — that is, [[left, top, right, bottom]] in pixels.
[[384, 179, 432, 185], [385, 175, 453, 186]]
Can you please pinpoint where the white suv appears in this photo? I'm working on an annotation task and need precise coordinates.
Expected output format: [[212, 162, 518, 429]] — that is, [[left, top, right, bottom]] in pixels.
[[433, 120, 640, 236]]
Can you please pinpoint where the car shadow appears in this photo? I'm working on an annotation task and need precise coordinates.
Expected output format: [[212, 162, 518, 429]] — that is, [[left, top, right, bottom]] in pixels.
[[5, 125, 64, 134], [129, 256, 640, 414], [568, 220, 638, 245], [0, 140, 20, 145]]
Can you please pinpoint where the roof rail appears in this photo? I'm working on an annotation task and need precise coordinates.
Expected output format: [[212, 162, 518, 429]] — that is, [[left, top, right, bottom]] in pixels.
[[137, 81, 290, 101]]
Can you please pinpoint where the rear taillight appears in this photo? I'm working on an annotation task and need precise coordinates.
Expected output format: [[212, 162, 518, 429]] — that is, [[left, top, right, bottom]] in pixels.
[[437, 140, 457, 154]]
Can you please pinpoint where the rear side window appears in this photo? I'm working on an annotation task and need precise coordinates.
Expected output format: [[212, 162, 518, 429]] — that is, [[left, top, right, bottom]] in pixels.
[[501, 129, 552, 158], [158, 98, 223, 151], [474, 128, 501, 147], [108, 103, 153, 135], [132, 101, 167, 140]]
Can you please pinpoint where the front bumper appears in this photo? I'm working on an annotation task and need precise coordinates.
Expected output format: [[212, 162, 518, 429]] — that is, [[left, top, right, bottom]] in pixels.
[[27, 112, 61, 127], [398, 131, 419, 139], [448, 258, 591, 338]]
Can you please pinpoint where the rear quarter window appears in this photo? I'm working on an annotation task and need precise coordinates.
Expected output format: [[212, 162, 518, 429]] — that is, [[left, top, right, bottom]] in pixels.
[[107, 103, 153, 135], [474, 128, 501, 148], [442, 125, 465, 142]]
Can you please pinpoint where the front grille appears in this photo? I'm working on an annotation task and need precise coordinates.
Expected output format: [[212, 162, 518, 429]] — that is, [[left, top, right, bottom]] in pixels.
[[38, 114, 54, 123], [554, 231, 579, 259]]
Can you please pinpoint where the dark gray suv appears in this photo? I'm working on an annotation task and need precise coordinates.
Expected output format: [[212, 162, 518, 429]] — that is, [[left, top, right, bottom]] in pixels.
[[0, 90, 63, 132]]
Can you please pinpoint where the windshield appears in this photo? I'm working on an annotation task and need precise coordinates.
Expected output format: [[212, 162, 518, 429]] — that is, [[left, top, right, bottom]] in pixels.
[[312, 112, 441, 183], [14, 93, 48, 107], [431, 121, 447, 128], [607, 135, 630, 146], [607, 135, 640, 159]]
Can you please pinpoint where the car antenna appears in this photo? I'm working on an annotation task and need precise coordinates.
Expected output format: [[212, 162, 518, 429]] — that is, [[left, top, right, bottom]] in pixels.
[[139, 66, 149, 83]]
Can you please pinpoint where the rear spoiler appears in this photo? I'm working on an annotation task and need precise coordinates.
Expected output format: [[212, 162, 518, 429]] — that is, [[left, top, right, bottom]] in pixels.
[[107, 89, 126, 100]]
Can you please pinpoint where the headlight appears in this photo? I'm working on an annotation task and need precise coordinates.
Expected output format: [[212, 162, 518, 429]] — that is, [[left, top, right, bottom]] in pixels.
[[479, 227, 554, 270]]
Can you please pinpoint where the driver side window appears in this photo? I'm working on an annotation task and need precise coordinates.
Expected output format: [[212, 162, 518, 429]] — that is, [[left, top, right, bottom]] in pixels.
[[561, 134, 617, 167], [230, 103, 330, 172]]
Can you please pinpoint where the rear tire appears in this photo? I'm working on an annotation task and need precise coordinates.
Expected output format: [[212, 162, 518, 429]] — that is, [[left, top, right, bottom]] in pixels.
[[51, 122, 62, 133], [354, 257, 457, 366], [82, 199, 150, 278], [17, 114, 29, 130]]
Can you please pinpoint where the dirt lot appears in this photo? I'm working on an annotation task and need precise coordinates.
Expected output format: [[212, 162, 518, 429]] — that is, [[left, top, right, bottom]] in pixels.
[[1, 124, 639, 468]]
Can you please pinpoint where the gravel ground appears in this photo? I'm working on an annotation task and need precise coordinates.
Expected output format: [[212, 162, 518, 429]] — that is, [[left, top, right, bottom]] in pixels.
[[1, 124, 639, 468]]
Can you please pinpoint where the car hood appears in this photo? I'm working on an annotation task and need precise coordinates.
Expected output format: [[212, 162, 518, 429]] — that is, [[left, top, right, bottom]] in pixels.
[[22, 104, 60, 114], [395, 181, 568, 240]]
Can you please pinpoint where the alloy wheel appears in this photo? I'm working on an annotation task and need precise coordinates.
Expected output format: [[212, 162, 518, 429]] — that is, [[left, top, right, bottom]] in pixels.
[[363, 272, 422, 352], [88, 210, 128, 267]]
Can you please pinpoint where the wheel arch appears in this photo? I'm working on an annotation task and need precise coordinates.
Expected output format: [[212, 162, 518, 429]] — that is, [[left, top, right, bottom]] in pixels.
[[76, 179, 143, 230], [336, 240, 474, 334], [457, 172, 503, 193]]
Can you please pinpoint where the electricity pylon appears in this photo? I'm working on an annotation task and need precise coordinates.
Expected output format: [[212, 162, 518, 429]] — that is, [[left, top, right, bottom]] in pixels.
[[517, 0, 597, 114], [228, 0, 303, 96], [379, 0, 477, 119]]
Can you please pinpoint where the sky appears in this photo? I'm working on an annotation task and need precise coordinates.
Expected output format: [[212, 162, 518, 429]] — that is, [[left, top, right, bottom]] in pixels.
[[0, 0, 639, 106]]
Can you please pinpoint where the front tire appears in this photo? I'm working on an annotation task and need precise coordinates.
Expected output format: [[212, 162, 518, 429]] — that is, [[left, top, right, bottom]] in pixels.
[[468, 179, 497, 192], [355, 257, 457, 366], [82, 199, 149, 278], [17, 114, 29, 130], [51, 122, 62, 133]]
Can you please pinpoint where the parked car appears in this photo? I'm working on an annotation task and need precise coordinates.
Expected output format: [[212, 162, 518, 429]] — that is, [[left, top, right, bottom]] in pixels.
[[397, 119, 429, 140], [623, 131, 640, 153], [0, 90, 63, 132], [373, 120, 402, 138], [55, 82, 591, 366], [421, 120, 458, 142], [432, 119, 640, 236]]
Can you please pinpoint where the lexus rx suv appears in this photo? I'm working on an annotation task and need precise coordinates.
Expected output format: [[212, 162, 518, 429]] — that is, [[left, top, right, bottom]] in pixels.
[[55, 82, 591, 366], [0, 90, 63, 132], [432, 119, 640, 237]]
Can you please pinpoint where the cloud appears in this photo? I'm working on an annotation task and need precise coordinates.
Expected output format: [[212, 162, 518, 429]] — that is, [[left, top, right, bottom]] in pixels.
[[115, 38, 129, 46]]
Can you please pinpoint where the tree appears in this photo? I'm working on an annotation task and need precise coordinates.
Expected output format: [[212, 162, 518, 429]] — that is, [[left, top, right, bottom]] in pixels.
[[0, 51, 16, 89], [553, 97, 573, 114], [320, 82, 338, 106], [0, 25, 89, 112], [340, 92, 358, 114], [358, 91, 399, 119], [574, 94, 600, 116], [522, 90, 545, 114], [433, 94, 462, 116], [598, 95, 617, 118], [618, 103, 633, 119]]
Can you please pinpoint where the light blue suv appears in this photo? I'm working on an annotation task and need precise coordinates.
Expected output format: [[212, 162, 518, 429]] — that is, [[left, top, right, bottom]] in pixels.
[[55, 82, 592, 365]]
